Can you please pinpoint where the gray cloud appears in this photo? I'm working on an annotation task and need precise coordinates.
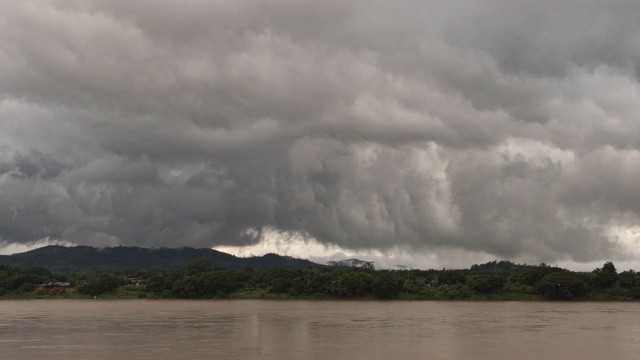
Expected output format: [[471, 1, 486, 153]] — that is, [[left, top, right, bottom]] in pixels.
[[1, 0, 640, 266]]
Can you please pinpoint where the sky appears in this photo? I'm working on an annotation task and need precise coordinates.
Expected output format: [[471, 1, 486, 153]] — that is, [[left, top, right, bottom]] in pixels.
[[1, 0, 640, 270]]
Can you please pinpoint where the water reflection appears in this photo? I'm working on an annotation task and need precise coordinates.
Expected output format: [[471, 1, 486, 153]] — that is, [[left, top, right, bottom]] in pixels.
[[0, 300, 639, 360]]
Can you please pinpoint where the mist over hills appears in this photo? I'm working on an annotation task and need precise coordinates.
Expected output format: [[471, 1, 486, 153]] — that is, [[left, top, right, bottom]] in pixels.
[[327, 258, 373, 268], [0, 245, 322, 274]]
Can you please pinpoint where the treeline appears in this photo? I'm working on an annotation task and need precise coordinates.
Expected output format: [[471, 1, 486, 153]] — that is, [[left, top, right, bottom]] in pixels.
[[1, 260, 640, 301]]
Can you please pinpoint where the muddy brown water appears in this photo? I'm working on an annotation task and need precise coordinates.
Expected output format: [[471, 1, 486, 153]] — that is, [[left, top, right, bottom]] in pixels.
[[1, 300, 639, 359]]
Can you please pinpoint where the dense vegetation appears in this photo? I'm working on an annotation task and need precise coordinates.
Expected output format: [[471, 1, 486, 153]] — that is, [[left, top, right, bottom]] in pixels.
[[2, 259, 640, 301]]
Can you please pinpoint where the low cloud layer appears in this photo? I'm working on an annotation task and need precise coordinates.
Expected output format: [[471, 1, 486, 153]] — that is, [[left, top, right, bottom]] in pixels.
[[2, 0, 640, 267]]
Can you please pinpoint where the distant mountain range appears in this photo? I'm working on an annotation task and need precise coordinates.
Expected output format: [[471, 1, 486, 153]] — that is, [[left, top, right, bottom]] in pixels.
[[0, 245, 322, 273]]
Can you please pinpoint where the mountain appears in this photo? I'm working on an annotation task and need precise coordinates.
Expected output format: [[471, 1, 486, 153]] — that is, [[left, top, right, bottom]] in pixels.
[[327, 258, 373, 268], [0, 245, 322, 273]]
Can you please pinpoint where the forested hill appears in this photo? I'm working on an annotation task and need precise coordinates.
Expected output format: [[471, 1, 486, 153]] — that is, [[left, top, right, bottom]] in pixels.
[[0, 245, 321, 273]]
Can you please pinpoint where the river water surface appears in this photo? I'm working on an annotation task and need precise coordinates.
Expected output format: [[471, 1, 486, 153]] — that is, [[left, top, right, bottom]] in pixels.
[[1, 300, 639, 359]]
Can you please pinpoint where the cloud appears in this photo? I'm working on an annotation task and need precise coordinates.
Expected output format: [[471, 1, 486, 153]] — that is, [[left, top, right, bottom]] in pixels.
[[1, 0, 640, 267]]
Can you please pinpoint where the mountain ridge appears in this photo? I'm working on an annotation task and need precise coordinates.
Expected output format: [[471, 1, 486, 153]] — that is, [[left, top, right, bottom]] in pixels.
[[0, 245, 322, 273]]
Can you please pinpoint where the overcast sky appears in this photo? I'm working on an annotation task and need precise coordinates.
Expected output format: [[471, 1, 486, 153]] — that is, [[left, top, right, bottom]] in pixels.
[[1, 0, 640, 269]]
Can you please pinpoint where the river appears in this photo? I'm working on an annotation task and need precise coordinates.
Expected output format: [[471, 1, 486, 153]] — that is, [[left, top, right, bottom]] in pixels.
[[1, 300, 639, 359]]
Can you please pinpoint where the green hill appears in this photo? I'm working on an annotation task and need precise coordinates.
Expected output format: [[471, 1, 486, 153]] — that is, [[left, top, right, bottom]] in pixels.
[[0, 245, 321, 273]]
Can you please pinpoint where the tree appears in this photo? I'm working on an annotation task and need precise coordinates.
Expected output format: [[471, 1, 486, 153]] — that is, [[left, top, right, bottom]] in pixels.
[[438, 270, 466, 286], [208, 271, 240, 295], [330, 271, 373, 297], [372, 271, 402, 299], [537, 271, 589, 300], [146, 271, 183, 296], [185, 257, 213, 276], [518, 266, 563, 287], [592, 262, 618, 289], [361, 262, 375, 271], [171, 275, 201, 298], [6, 273, 43, 292], [468, 273, 505, 294], [77, 273, 122, 296]]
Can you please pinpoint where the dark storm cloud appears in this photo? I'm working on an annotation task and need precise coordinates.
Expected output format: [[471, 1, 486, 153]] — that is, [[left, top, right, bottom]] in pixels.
[[1, 0, 640, 264]]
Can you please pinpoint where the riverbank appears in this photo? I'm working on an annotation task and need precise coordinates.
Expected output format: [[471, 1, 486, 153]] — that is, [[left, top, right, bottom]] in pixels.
[[2, 288, 636, 301], [2, 259, 638, 301]]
